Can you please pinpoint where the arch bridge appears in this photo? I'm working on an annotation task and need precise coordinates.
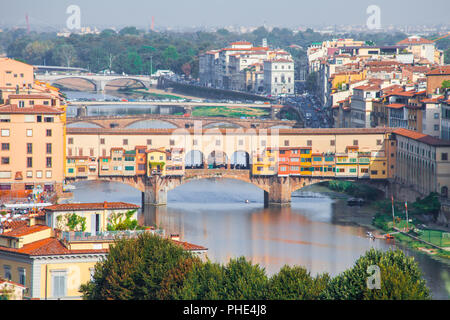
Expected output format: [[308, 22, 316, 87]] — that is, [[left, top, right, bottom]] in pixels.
[[66, 114, 297, 130], [68, 170, 389, 208], [36, 74, 152, 92]]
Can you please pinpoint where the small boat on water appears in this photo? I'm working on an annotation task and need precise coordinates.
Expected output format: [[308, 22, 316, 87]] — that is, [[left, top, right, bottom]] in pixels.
[[347, 198, 365, 206]]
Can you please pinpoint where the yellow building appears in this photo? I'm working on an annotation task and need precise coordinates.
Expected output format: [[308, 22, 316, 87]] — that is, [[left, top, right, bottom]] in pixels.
[[252, 148, 277, 176], [147, 149, 168, 176], [0, 215, 206, 299], [369, 151, 388, 179]]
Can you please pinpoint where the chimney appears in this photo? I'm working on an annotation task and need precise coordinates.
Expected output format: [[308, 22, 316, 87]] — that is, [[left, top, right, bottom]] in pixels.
[[28, 217, 35, 227], [170, 234, 180, 241]]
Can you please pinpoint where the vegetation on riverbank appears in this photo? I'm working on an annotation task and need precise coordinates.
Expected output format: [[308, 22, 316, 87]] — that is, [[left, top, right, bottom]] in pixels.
[[80, 233, 431, 300], [371, 193, 450, 260], [321, 181, 384, 201], [191, 106, 270, 118]]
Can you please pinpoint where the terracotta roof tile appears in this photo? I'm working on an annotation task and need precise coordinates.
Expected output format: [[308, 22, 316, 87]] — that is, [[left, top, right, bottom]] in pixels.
[[0, 237, 109, 256], [1, 224, 50, 238], [0, 104, 63, 114], [171, 239, 207, 251], [44, 202, 139, 212]]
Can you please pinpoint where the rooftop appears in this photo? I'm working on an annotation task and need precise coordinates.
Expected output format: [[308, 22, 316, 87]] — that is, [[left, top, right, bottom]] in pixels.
[[43, 202, 140, 212], [0, 104, 64, 115], [393, 128, 450, 146]]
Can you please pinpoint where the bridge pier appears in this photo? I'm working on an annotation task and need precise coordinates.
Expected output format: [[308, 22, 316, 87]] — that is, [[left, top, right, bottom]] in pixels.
[[141, 177, 168, 207], [264, 176, 291, 207]]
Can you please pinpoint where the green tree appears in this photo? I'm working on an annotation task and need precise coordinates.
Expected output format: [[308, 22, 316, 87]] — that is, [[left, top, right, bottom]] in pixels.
[[442, 80, 450, 90], [322, 248, 430, 300], [53, 44, 77, 67], [172, 260, 226, 300], [107, 210, 142, 231], [80, 233, 192, 300], [266, 265, 330, 300]]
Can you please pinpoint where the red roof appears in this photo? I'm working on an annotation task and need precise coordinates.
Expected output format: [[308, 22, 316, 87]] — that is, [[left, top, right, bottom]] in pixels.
[[1, 224, 50, 238], [397, 36, 434, 45], [0, 237, 108, 256], [171, 239, 207, 251], [8, 94, 52, 99], [0, 104, 63, 114], [386, 103, 406, 109], [44, 202, 139, 212], [393, 128, 450, 146], [427, 66, 450, 76]]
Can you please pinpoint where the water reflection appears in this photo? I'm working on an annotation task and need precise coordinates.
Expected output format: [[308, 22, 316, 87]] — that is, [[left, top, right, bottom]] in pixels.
[[65, 179, 450, 299]]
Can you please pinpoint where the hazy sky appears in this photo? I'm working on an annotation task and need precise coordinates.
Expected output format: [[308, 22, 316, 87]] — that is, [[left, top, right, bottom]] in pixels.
[[1, 0, 449, 30]]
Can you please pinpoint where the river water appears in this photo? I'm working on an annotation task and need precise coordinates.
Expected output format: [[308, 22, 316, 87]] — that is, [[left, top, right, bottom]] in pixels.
[[63, 91, 450, 299]]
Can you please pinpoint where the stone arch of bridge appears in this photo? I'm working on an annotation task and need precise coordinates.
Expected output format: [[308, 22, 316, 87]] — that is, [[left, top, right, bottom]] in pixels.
[[104, 78, 148, 89], [124, 118, 180, 129], [203, 121, 242, 129], [50, 77, 98, 90], [66, 121, 106, 128]]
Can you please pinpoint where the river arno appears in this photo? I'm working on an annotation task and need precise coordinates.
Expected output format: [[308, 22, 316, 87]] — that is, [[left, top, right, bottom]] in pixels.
[[63, 90, 450, 299], [65, 179, 450, 299]]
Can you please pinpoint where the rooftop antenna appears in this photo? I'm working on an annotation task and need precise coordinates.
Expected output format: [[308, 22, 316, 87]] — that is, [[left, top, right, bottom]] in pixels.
[[151, 16, 155, 31]]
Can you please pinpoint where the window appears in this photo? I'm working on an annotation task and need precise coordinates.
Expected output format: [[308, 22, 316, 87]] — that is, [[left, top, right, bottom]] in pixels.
[[68, 138, 73, 144], [434, 113, 440, 119], [193, 139, 197, 146], [4, 265, 11, 280], [46, 129, 52, 137], [434, 124, 440, 131], [26, 171, 32, 178], [44, 117, 54, 122], [238, 140, 243, 146], [46, 157, 52, 168], [1, 129, 10, 137], [26, 129, 33, 137], [307, 140, 312, 147], [51, 270, 67, 298], [284, 140, 289, 146], [46, 171, 52, 178], [170, 139, 175, 146], [79, 148, 83, 156], [26, 143, 32, 154], [1, 143, 9, 151], [330, 140, 335, 146], [147, 139, 152, 145], [18, 268, 26, 286], [353, 140, 358, 146], [215, 140, 220, 146], [37, 115, 42, 122], [1, 157, 9, 165], [36, 171, 42, 178], [442, 153, 448, 161], [123, 139, 128, 146], [377, 140, 382, 146], [27, 157, 32, 168]]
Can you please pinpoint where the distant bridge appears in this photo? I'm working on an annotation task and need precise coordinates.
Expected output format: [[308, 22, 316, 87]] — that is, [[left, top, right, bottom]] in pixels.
[[68, 100, 277, 109], [67, 114, 297, 129], [36, 74, 152, 92]]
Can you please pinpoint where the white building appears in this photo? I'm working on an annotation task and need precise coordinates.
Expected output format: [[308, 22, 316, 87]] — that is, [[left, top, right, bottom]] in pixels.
[[422, 97, 443, 138], [263, 59, 295, 96]]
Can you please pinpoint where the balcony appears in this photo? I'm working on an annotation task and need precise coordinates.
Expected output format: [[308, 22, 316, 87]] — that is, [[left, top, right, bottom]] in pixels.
[[60, 229, 164, 242]]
